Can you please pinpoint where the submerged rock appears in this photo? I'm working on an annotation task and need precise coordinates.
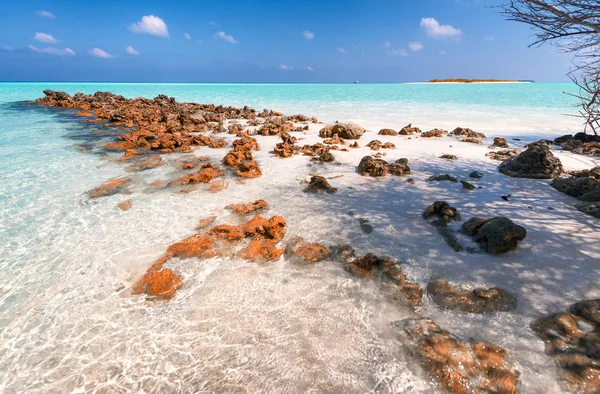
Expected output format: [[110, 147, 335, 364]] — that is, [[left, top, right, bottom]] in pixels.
[[87, 177, 131, 198], [427, 279, 517, 313], [531, 299, 600, 394], [126, 155, 162, 172], [168, 163, 224, 186], [116, 200, 132, 211], [498, 146, 563, 179], [304, 175, 337, 193], [423, 201, 460, 222], [285, 237, 329, 264], [462, 217, 527, 254], [226, 200, 269, 215], [319, 122, 365, 140], [397, 318, 519, 394], [358, 218, 374, 234], [469, 171, 484, 179], [133, 268, 183, 299]]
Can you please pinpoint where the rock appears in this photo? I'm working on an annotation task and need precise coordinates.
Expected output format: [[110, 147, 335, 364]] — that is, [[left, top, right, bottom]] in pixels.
[[450, 127, 486, 139], [469, 171, 484, 179], [323, 133, 345, 145], [462, 217, 526, 254], [525, 139, 554, 149], [573, 132, 600, 143], [304, 175, 337, 193], [349, 141, 359, 148], [226, 200, 269, 215], [498, 147, 563, 179], [367, 140, 383, 151], [560, 139, 583, 151], [126, 155, 162, 172], [116, 200, 132, 211], [554, 134, 573, 145], [531, 299, 600, 394], [440, 154, 457, 160], [358, 156, 388, 177], [87, 177, 131, 198], [399, 124, 421, 135], [576, 201, 600, 218], [421, 129, 447, 138], [461, 137, 483, 144], [358, 218, 373, 234], [574, 141, 600, 156], [397, 319, 519, 394], [461, 180, 476, 190], [427, 174, 458, 182], [235, 160, 262, 178], [285, 237, 329, 264], [382, 142, 396, 149], [379, 128, 398, 136], [168, 163, 224, 186], [319, 151, 335, 162], [427, 279, 517, 313], [133, 269, 183, 299], [491, 137, 508, 148], [423, 201, 460, 222], [388, 158, 411, 176], [330, 244, 356, 263], [486, 149, 521, 161], [319, 122, 365, 140], [406, 178, 416, 184], [196, 216, 217, 230], [551, 177, 600, 200]]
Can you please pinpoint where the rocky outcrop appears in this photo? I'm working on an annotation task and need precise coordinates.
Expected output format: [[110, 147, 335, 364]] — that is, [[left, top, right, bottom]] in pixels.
[[427, 174, 458, 182], [498, 147, 563, 179], [226, 200, 269, 215], [168, 163, 224, 186], [531, 299, 600, 394], [126, 155, 163, 172], [273, 132, 298, 158], [319, 122, 365, 140], [304, 175, 337, 193], [491, 137, 508, 148], [423, 201, 461, 222], [551, 176, 600, 201], [422, 129, 447, 138], [398, 319, 519, 394], [486, 149, 521, 162], [555, 133, 600, 157], [399, 124, 421, 135], [378, 128, 398, 136], [450, 127, 486, 139], [133, 268, 183, 299], [223, 137, 262, 178], [87, 177, 131, 198], [440, 154, 457, 160], [461, 137, 482, 144], [427, 279, 517, 313], [358, 156, 410, 177], [462, 217, 527, 254]]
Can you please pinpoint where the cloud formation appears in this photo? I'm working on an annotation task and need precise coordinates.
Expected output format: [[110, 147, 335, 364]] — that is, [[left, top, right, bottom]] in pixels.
[[388, 48, 409, 57], [216, 31, 238, 43], [420, 18, 462, 39], [184, 33, 191, 40], [336, 47, 346, 54], [302, 30, 314, 40], [305, 66, 314, 71], [36, 10, 55, 18], [280, 64, 293, 70], [129, 15, 169, 37], [126, 45, 139, 55], [28, 45, 75, 56], [408, 41, 424, 51], [89, 48, 114, 58], [34, 33, 58, 43]]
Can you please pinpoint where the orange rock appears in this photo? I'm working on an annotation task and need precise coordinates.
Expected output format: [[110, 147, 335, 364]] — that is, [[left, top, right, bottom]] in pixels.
[[235, 160, 262, 178], [226, 200, 269, 215], [232, 136, 260, 152], [126, 156, 162, 172], [223, 150, 253, 168], [87, 177, 131, 198], [294, 243, 329, 263], [76, 110, 94, 117], [208, 179, 228, 193], [133, 268, 182, 299], [168, 163, 224, 186], [167, 233, 218, 259], [182, 162, 196, 170], [237, 238, 284, 261], [116, 200, 132, 211], [104, 141, 137, 151], [196, 216, 217, 230], [124, 149, 138, 157]]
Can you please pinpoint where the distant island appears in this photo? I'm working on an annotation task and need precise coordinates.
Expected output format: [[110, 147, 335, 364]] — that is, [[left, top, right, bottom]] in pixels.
[[429, 79, 533, 83]]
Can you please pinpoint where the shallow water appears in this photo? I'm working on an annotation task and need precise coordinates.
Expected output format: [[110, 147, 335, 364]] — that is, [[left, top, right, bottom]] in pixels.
[[0, 83, 599, 393]]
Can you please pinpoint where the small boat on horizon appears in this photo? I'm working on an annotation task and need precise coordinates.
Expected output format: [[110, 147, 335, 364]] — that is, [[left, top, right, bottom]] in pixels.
[[353, 80, 359, 84]]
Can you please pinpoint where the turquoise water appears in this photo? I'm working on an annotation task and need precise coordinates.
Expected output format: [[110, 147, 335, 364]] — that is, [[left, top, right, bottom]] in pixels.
[[0, 82, 596, 393]]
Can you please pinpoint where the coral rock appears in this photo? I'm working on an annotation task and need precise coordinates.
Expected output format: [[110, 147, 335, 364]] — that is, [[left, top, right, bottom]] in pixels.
[[226, 200, 269, 215], [319, 122, 365, 140], [133, 269, 183, 299], [87, 177, 131, 198], [427, 279, 517, 313]]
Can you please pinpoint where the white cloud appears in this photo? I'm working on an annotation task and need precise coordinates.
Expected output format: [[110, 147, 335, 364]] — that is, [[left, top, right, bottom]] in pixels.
[[280, 64, 293, 71], [89, 48, 114, 58], [28, 45, 75, 56], [0, 45, 13, 51], [302, 30, 314, 40], [336, 47, 346, 54], [408, 41, 424, 51], [420, 17, 462, 39], [34, 33, 58, 43], [388, 48, 409, 57], [129, 15, 169, 37], [305, 66, 314, 71], [184, 32, 191, 40], [382, 41, 392, 48], [36, 10, 55, 18], [126, 45, 139, 55], [216, 31, 238, 43], [484, 35, 495, 41]]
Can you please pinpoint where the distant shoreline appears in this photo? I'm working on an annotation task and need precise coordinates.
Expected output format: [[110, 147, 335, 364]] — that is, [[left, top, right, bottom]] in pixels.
[[428, 79, 533, 84]]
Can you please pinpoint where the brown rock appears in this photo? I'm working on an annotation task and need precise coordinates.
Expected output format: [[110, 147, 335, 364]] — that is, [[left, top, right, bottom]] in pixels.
[[304, 175, 337, 193], [492, 137, 508, 148], [235, 160, 262, 178], [379, 128, 398, 136], [440, 154, 457, 160], [116, 200, 132, 211], [319, 122, 365, 140], [285, 237, 329, 264], [462, 217, 527, 254], [422, 129, 447, 138], [358, 156, 388, 177], [498, 146, 563, 179], [461, 137, 483, 144], [126, 155, 162, 172], [451, 127, 486, 139], [427, 279, 517, 313], [87, 177, 131, 198], [226, 200, 269, 215], [196, 216, 217, 230], [168, 163, 224, 186], [486, 149, 521, 162], [133, 269, 183, 299], [399, 124, 421, 135]]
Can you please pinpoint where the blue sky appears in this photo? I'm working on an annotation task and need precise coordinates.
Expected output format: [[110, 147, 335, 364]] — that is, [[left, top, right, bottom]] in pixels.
[[0, 0, 573, 82]]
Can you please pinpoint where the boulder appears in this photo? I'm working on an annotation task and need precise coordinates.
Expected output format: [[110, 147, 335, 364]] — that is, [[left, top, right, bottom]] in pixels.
[[388, 159, 411, 176], [358, 156, 388, 177], [427, 279, 517, 313], [439, 154, 457, 160], [285, 237, 329, 264], [450, 127, 486, 139], [378, 128, 398, 136], [491, 137, 508, 148], [423, 201, 460, 222], [421, 129, 447, 138], [304, 175, 337, 193], [319, 151, 335, 162], [399, 124, 421, 135], [531, 299, 600, 394], [133, 269, 183, 299], [498, 147, 563, 179], [462, 217, 526, 254], [554, 134, 573, 145], [551, 177, 600, 200], [486, 149, 521, 162], [319, 122, 365, 140], [427, 174, 458, 182]]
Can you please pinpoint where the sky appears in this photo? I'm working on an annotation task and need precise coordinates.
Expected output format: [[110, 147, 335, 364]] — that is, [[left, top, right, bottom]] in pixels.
[[0, 0, 575, 82]]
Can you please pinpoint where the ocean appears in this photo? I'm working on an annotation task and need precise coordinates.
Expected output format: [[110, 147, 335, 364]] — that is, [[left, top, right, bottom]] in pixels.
[[0, 82, 597, 393]]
